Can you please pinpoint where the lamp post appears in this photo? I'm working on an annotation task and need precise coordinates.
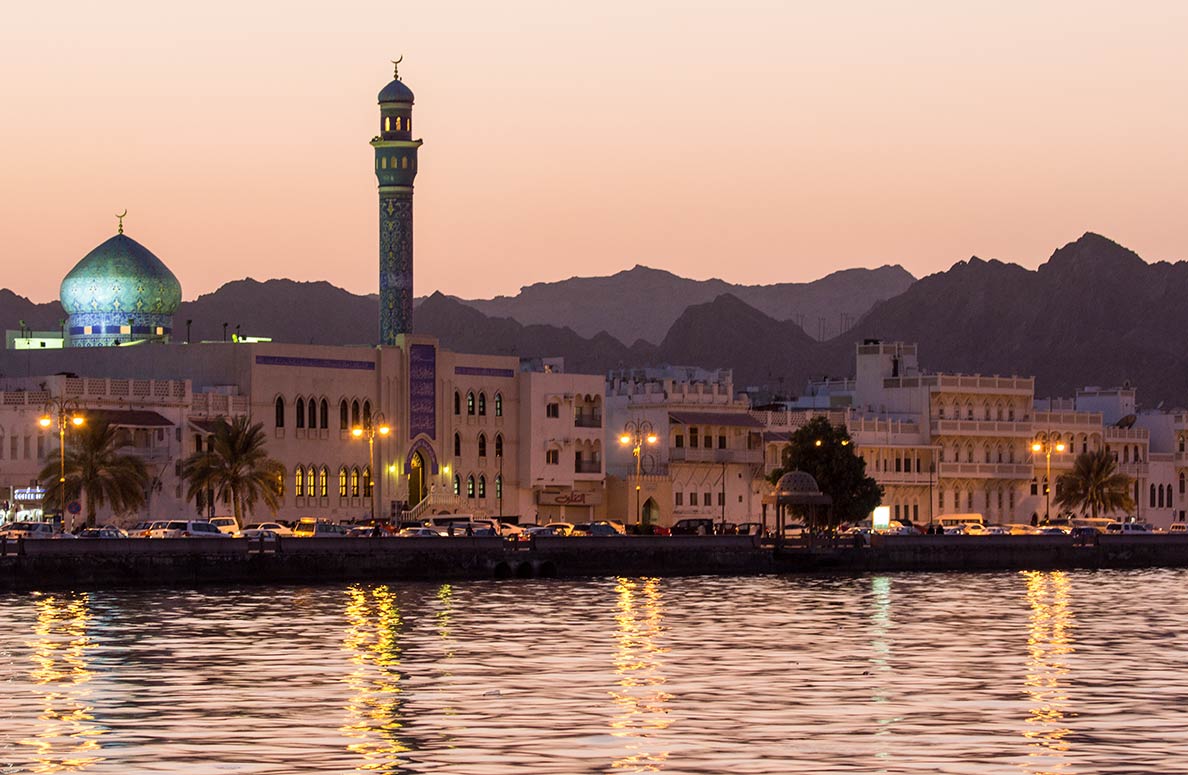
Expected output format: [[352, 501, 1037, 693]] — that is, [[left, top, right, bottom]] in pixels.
[[38, 398, 85, 531], [352, 411, 391, 522], [619, 419, 658, 527], [1031, 437, 1066, 523]]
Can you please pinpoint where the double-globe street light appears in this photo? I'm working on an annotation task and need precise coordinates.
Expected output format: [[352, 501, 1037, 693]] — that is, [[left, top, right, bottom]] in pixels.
[[619, 419, 658, 527], [1031, 437, 1066, 523], [38, 398, 85, 530], [351, 412, 391, 522]]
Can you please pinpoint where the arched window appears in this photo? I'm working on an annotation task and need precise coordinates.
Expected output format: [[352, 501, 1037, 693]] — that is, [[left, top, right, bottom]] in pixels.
[[467, 392, 475, 415], [319, 466, 328, 498], [1150, 483, 1157, 508], [494, 393, 503, 417], [320, 399, 329, 429], [478, 393, 487, 416], [363, 401, 372, 428], [495, 433, 504, 458], [452, 474, 461, 495], [495, 475, 502, 499], [295, 466, 305, 497], [295, 398, 305, 429], [351, 467, 360, 497], [274, 471, 284, 498], [339, 467, 348, 497], [275, 396, 286, 428], [478, 433, 487, 458], [363, 467, 372, 498], [466, 475, 475, 498], [340, 400, 349, 430], [478, 475, 486, 498], [307, 397, 317, 430], [453, 432, 462, 457], [454, 391, 461, 415], [351, 400, 360, 428]]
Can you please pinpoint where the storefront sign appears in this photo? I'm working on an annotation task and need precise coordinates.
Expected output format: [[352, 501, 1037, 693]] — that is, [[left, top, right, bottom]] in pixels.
[[536, 490, 602, 506], [14, 487, 46, 502]]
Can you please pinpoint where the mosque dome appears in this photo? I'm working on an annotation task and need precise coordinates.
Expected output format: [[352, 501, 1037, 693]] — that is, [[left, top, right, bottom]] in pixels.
[[60, 231, 181, 347], [775, 470, 823, 497], [378, 77, 415, 104]]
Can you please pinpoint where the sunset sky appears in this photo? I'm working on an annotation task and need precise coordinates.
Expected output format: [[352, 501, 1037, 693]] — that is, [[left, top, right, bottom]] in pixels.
[[2, 1, 1186, 303]]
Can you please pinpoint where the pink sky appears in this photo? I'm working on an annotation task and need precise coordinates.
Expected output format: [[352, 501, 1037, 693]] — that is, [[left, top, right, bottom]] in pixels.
[[2, 1, 1186, 303]]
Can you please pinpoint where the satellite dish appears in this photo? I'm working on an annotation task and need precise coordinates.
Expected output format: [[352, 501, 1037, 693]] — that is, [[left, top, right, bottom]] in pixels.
[[1115, 414, 1137, 429]]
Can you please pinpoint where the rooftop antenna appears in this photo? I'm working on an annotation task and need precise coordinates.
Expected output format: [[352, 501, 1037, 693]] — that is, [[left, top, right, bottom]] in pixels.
[[116, 209, 127, 235]]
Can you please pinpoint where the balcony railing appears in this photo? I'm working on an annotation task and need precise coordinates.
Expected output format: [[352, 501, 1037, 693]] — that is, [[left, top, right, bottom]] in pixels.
[[574, 461, 602, 474], [670, 448, 763, 465], [937, 462, 1033, 479], [574, 414, 603, 429], [930, 420, 1034, 437]]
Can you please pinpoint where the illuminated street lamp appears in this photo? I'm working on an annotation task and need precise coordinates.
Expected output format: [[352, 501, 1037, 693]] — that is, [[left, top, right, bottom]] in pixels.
[[352, 411, 391, 521], [619, 419, 659, 527], [39, 398, 85, 530], [1031, 438, 1066, 523]]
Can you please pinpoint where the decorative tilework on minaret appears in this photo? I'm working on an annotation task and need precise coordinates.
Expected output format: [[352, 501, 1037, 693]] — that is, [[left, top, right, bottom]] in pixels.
[[372, 59, 423, 345]]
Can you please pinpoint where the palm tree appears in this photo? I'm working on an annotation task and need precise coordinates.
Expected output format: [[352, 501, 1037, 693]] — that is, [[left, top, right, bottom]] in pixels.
[[1055, 448, 1135, 519], [181, 415, 284, 525], [38, 419, 151, 528]]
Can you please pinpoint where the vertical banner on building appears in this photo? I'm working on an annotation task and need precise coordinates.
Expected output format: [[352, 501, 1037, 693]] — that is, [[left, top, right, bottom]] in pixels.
[[409, 344, 436, 440]]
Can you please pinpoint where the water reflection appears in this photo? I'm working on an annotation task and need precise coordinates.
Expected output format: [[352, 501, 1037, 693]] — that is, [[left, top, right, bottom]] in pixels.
[[341, 585, 410, 773], [1021, 571, 1076, 774], [609, 577, 671, 772], [19, 592, 104, 773]]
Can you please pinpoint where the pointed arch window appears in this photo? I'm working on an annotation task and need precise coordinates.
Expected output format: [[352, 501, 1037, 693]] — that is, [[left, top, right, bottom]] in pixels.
[[467, 392, 475, 415], [1150, 483, 1157, 508], [454, 391, 461, 415], [478, 393, 487, 416], [363, 401, 372, 429], [295, 466, 305, 497], [453, 432, 462, 457], [478, 433, 487, 458], [340, 400, 349, 430], [466, 475, 475, 498], [478, 475, 486, 498], [319, 466, 328, 498], [351, 467, 361, 497], [494, 393, 503, 417], [453, 474, 461, 496], [308, 397, 317, 430], [351, 400, 361, 428], [295, 398, 306, 429], [275, 396, 286, 428], [363, 467, 373, 498], [320, 399, 329, 429], [495, 433, 504, 458], [339, 467, 348, 497]]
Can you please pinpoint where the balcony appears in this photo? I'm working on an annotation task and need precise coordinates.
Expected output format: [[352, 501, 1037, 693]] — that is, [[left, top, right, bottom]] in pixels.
[[574, 414, 603, 429], [670, 447, 763, 465], [937, 462, 1033, 479], [930, 420, 1033, 437], [874, 470, 935, 486], [574, 461, 602, 475]]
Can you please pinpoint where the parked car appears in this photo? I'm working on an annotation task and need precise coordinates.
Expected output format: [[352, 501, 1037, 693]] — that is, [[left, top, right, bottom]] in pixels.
[[538, 522, 574, 537], [0, 521, 58, 539], [238, 527, 280, 541], [239, 522, 294, 537], [396, 527, 442, 538], [148, 520, 230, 538], [1070, 526, 1101, 540], [671, 518, 715, 536], [209, 517, 241, 535], [77, 526, 128, 539], [346, 525, 393, 538], [292, 518, 350, 538], [1005, 523, 1040, 535], [736, 522, 764, 536], [587, 520, 626, 536], [1037, 527, 1069, 535], [1106, 522, 1151, 534]]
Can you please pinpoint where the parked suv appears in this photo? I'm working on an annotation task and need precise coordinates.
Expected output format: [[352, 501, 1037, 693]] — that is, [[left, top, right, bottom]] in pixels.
[[0, 521, 58, 539], [209, 517, 241, 535], [148, 520, 229, 538], [671, 518, 715, 536], [292, 518, 350, 538]]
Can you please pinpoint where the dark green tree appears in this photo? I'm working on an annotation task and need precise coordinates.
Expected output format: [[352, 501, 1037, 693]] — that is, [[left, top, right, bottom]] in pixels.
[[39, 419, 151, 527], [1055, 448, 1135, 519], [768, 416, 882, 527], [181, 415, 284, 525]]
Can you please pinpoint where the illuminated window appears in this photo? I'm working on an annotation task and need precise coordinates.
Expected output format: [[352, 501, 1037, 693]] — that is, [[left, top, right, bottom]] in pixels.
[[467, 392, 475, 415], [478, 393, 487, 416], [120, 324, 131, 335], [495, 434, 503, 458], [453, 474, 460, 495], [296, 398, 306, 429], [155, 327, 163, 336], [478, 475, 486, 498], [319, 466, 328, 497], [384, 116, 391, 131], [351, 467, 360, 497], [295, 466, 305, 497], [339, 467, 348, 497], [381, 157, 388, 169], [401, 156, 408, 169], [467, 475, 475, 498], [275, 397, 285, 428], [478, 434, 487, 458], [363, 467, 372, 498], [494, 393, 503, 417]]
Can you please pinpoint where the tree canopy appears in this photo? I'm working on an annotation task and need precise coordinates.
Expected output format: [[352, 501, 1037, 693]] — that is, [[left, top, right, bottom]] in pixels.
[[768, 416, 882, 525], [39, 419, 150, 528], [1055, 448, 1135, 519], [181, 415, 284, 523]]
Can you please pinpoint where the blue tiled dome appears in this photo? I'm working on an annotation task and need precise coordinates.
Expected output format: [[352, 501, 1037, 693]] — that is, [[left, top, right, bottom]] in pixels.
[[378, 78, 415, 104], [60, 233, 181, 346]]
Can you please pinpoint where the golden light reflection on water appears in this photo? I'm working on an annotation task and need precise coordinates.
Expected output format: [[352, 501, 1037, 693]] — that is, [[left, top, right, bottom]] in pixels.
[[341, 585, 410, 774], [18, 593, 104, 773], [609, 577, 671, 772], [1021, 571, 1076, 775]]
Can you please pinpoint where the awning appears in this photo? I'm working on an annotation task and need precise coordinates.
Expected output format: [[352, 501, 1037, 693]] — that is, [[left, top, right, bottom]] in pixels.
[[84, 409, 174, 428], [188, 419, 221, 434], [763, 431, 793, 443], [668, 411, 764, 428]]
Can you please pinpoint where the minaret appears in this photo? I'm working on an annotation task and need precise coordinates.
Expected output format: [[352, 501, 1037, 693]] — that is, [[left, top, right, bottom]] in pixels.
[[372, 58, 423, 344]]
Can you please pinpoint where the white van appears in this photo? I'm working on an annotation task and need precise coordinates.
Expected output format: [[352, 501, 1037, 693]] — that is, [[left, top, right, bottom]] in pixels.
[[1106, 522, 1151, 534]]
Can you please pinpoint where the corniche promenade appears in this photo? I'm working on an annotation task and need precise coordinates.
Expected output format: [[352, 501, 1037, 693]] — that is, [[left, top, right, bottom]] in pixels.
[[4, 534, 1188, 591]]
